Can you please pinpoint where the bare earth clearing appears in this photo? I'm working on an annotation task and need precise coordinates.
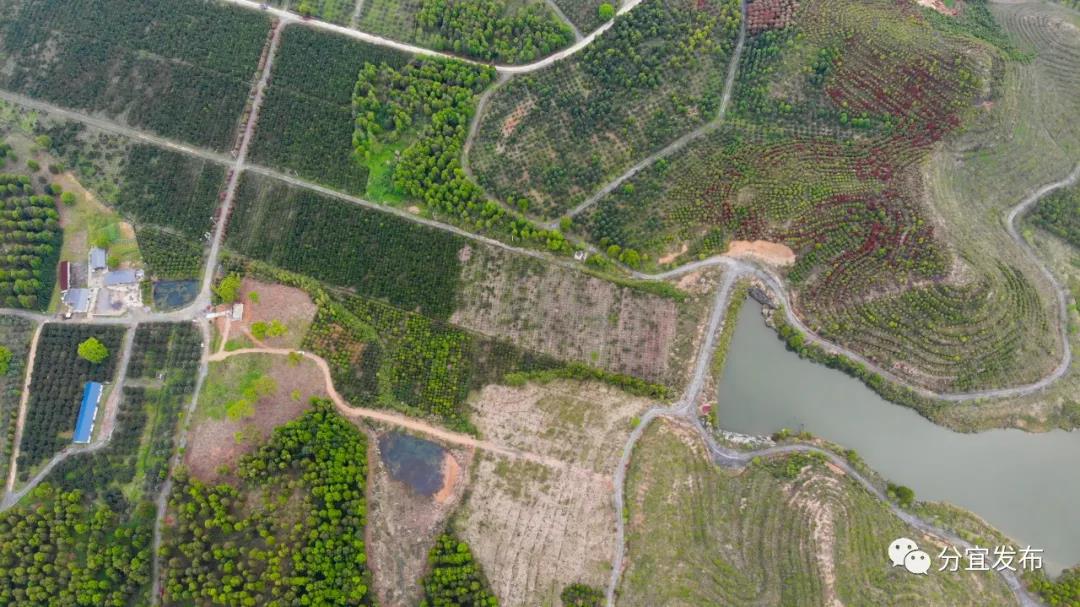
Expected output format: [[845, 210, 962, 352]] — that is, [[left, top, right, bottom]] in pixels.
[[234, 278, 317, 349], [725, 240, 797, 267], [455, 381, 653, 606], [184, 354, 325, 481], [366, 434, 471, 607]]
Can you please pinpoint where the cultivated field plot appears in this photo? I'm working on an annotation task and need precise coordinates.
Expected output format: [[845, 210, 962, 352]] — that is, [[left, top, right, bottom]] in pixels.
[[356, 0, 574, 64], [0, 170, 61, 310], [619, 420, 1014, 606], [452, 244, 711, 386], [114, 146, 225, 239], [226, 173, 465, 318], [0, 0, 270, 151], [455, 380, 652, 606], [17, 324, 125, 477], [469, 0, 743, 217], [249, 27, 411, 194], [579, 0, 1064, 392], [0, 316, 35, 487]]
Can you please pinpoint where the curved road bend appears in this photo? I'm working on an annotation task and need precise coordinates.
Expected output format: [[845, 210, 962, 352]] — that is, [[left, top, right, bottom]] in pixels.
[[605, 269, 1042, 607], [216, 0, 648, 75], [556, 0, 750, 226]]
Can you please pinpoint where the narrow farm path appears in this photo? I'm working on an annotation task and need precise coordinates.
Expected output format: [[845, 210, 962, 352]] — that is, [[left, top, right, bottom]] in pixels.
[[555, 0, 749, 225], [2, 322, 42, 500], [544, 0, 584, 41]]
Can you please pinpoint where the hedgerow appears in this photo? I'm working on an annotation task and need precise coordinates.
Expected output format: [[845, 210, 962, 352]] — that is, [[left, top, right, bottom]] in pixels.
[[162, 401, 375, 605], [0, 0, 270, 150], [0, 173, 62, 309], [18, 324, 126, 475], [226, 173, 465, 318], [116, 145, 225, 238]]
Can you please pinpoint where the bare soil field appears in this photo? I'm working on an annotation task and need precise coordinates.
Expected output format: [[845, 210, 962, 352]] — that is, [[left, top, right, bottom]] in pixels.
[[725, 239, 796, 266], [452, 246, 714, 386], [366, 429, 472, 607], [185, 354, 326, 481], [234, 278, 317, 349], [453, 380, 652, 606]]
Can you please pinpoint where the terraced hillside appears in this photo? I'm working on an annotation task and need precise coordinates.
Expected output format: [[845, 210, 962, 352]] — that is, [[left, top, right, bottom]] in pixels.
[[574, 0, 1065, 392], [620, 420, 1015, 605], [470, 0, 743, 217]]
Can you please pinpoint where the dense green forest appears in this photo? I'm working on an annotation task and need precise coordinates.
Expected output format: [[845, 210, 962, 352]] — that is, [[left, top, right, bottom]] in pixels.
[[416, 0, 574, 63], [1031, 184, 1080, 248], [162, 401, 374, 605], [419, 533, 499, 606], [0, 0, 269, 150], [0, 172, 62, 310]]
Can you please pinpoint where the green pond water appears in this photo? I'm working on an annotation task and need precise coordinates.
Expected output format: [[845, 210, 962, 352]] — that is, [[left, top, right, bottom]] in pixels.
[[717, 301, 1080, 575], [378, 432, 446, 497]]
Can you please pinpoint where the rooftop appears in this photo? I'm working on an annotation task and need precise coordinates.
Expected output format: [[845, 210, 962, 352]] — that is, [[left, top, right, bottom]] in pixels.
[[89, 248, 107, 270], [103, 269, 141, 286], [73, 382, 102, 444], [62, 288, 91, 314]]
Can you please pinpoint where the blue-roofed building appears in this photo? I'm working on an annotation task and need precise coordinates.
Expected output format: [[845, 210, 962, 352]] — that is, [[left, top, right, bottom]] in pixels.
[[73, 382, 103, 444]]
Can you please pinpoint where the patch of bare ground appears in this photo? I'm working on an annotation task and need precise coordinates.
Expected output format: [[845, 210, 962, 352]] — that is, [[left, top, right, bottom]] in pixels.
[[234, 278, 317, 349], [452, 246, 694, 385], [366, 429, 472, 607], [184, 355, 326, 482], [725, 239, 797, 266], [454, 380, 652, 606]]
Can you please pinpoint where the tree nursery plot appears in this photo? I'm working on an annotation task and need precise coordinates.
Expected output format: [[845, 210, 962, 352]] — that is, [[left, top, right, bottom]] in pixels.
[[0, 172, 62, 310], [17, 324, 126, 475], [0, 0, 271, 151], [357, 0, 574, 64], [226, 173, 465, 319], [470, 0, 743, 217], [552, 0, 615, 32], [249, 27, 411, 194], [114, 146, 225, 239]]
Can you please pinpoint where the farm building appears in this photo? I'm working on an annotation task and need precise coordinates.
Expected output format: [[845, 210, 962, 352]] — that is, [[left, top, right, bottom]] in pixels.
[[58, 260, 70, 291], [89, 248, 107, 272], [73, 381, 103, 444], [103, 269, 143, 286], [62, 288, 91, 314]]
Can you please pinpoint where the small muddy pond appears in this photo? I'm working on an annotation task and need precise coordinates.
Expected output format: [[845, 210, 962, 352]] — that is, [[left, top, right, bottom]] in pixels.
[[717, 301, 1080, 574], [153, 280, 199, 310], [379, 432, 446, 497]]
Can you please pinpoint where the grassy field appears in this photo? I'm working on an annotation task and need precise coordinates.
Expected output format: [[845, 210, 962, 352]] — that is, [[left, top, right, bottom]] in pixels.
[[619, 419, 1016, 605]]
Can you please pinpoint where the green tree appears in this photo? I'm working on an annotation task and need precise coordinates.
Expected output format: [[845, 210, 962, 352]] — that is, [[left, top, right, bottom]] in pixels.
[[562, 583, 604, 606], [213, 274, 242, 303], [598, 3, 616, 20], [77, 337, 109, 364], [0, 345, 11, 375], [60, 191, 76, 206]]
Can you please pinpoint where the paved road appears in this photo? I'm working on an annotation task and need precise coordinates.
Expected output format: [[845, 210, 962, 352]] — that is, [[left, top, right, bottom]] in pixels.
[[217, 0, 646, 75]]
